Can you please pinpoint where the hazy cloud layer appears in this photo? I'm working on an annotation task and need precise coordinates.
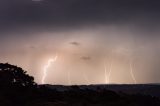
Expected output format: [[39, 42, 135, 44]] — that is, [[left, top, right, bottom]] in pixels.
[[0, 0, 160, 84]]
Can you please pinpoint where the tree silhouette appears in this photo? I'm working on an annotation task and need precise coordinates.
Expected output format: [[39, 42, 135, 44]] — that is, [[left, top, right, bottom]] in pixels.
[[0, 63, 36, 89]]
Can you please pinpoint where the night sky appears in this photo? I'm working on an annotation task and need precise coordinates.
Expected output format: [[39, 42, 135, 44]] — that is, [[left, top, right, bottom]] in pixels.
[[0, 0, 160, 84]]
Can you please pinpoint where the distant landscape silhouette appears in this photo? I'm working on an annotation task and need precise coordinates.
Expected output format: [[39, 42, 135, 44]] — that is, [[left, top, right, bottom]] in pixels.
[[0, 63, 160, 106]]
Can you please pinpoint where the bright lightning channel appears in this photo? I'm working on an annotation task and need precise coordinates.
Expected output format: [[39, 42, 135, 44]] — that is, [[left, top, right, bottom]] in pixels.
[[104, 61, 108, 84], [129, 60, 137, 84], [108, 58, 113, 84], [42, 55, 58, 84]]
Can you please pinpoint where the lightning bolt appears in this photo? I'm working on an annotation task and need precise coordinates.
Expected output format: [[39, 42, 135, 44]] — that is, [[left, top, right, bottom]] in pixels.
[[42, 55, 58, 84], [67, 70, 71, 85], [129, 60, 137, 84], [108, 58, 113, 84], [104, 61, 108, 84], [83, 71, 89, 85]]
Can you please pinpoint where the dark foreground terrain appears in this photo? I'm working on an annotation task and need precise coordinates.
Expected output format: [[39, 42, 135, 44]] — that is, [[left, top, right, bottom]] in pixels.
[[46, 84, 160, 97], [1, 84, 160, 106], [0, 63, 160, 106]]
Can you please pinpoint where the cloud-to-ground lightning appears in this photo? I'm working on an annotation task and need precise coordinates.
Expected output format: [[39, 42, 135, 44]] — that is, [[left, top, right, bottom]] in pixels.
[[129, 60, 137, 84], [107, 58, 113, 84], [67, 70, 71, 85], [83, 71, 89, 85], [81, 57, 90, 85], [42, 55, 58, 84], [104, 60, 108, 84]]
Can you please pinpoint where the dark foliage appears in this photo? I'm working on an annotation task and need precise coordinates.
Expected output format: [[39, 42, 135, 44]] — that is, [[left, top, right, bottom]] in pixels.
[[0, 63, 36, 88], [0, 63, 37, 106]]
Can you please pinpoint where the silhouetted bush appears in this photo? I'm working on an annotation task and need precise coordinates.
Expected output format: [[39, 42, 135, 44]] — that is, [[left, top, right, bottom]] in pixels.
[[0, 63, 36, 89], [0, 63, 37, 106]]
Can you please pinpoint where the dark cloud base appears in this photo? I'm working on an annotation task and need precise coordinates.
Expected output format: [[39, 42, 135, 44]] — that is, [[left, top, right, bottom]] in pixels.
[[0, 0, 160, 31]]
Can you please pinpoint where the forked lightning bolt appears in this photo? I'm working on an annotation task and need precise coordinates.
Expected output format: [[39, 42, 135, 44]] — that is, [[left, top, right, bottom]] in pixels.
[[42, 55, 58, 84]]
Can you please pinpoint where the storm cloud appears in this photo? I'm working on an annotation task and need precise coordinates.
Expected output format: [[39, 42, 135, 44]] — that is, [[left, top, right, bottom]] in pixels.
[[0, 0, 160, 84], [0, 0, 160, 32]]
